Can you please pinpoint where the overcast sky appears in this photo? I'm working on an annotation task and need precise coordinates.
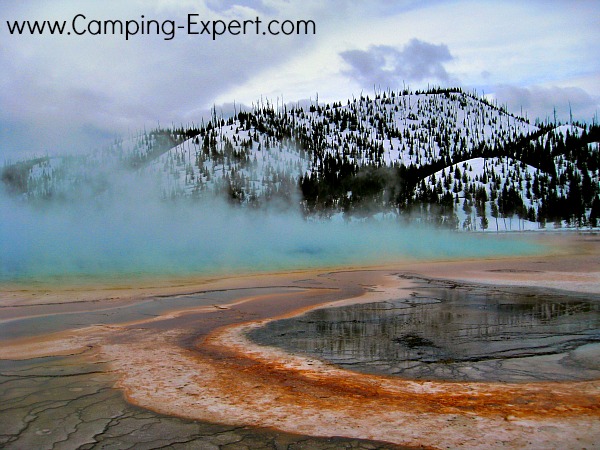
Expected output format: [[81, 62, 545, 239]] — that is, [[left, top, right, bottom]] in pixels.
[[1, 0, 598, 159]]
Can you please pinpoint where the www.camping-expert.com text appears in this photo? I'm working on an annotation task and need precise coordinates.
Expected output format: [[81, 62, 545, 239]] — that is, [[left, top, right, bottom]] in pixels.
[[4, 14, 317, 41]]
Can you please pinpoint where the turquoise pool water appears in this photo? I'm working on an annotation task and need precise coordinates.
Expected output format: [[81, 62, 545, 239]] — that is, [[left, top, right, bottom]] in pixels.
[[1, 197, 544, 282]]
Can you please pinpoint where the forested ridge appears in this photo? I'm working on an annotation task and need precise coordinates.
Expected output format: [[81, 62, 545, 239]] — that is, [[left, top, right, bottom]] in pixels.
[[3, 87, 599, 229]]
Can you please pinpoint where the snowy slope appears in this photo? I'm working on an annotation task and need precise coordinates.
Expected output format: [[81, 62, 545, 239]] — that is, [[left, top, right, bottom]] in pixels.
[[3, 87, 599, 229]]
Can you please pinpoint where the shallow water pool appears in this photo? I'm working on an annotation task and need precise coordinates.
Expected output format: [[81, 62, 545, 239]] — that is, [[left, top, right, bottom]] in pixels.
[[249, 276, 600, 382]]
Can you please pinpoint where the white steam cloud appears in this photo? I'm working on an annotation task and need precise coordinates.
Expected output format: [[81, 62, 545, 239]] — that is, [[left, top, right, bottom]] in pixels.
[[0, 167, 541, 281]]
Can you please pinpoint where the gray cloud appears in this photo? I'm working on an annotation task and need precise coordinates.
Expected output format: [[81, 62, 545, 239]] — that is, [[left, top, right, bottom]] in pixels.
[[0, 0, 314, 158], [340, 39, 454, 88], [493, 85, 600, 123]]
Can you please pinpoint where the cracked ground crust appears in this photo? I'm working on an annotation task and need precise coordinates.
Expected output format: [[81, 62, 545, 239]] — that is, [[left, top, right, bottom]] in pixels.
[[106, 289, 600, 449], [0, 358, 405, 450], [1, 234, 599, 449]]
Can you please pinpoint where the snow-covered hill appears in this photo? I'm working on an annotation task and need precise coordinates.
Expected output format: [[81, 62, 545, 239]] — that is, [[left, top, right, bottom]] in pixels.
[[3, 87, 599, 229]]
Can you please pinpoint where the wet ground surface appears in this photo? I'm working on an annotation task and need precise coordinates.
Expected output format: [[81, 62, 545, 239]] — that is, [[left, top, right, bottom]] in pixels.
[[250, 276, 600, 382], [0, 357, 405, 450], [2, 262, 600, 448], [0, 281, 409, 449], [0, 287, 303, 340]]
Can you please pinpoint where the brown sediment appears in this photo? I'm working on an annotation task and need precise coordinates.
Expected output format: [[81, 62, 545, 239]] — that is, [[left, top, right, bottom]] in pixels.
[[1, 234, 599, 448], [208, 320, 600, 419], [100, 279, 600, 449]]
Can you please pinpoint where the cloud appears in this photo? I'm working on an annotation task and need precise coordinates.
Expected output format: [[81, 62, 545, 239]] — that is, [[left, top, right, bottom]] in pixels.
[[0, 169, 540, 281], [0, 0, 316, 158], [492, 85, 600, 123], [340, 39, 454, 88], [2, 1, 598, 160]]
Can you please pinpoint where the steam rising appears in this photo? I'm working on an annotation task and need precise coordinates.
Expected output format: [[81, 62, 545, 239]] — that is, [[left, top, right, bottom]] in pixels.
[[0, 169, 541, 282]]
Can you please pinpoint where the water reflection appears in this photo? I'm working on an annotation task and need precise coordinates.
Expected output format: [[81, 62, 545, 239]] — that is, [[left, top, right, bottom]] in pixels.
[[250, 280, 600, 382]]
